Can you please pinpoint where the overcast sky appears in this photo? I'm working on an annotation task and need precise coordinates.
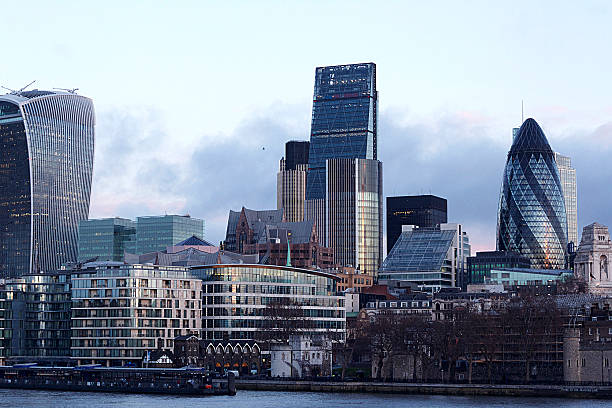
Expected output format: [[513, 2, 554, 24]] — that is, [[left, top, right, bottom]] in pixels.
[[3, 1, 612, 252]]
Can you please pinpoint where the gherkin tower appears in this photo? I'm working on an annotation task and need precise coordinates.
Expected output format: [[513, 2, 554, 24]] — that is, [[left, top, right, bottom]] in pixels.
[[496, 118, 568, 269]]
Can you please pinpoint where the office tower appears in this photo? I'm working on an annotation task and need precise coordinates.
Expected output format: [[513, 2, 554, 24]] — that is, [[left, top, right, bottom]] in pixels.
[[277, 141, 309, 222], [467, 250, 530, 285], [285, 140, 310, 171], [136, 215, 204, 254], [386, 195, 448, 255], [497, 118, 568, 269], [326, 158, 382, 276], [379, 223, 470, 292], [554, 152, 578, 245], [305, 62, 378, 246], [0, 90, 95, 277], [78, 218, 136, 262]]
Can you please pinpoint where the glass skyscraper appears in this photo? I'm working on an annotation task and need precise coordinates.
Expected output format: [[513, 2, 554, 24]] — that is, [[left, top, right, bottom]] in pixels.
[[326, 158, 383, 276], [304, 63, 379, 256], [497, 118, 568, 269], [0, 90, 95, 277], [306, 62, 377, 200], [554, 152, 577, 245], [277, 141, 309, 222]]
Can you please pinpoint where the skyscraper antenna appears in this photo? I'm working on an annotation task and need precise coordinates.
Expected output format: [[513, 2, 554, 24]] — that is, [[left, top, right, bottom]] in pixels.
[[521, 100, 524, 123]]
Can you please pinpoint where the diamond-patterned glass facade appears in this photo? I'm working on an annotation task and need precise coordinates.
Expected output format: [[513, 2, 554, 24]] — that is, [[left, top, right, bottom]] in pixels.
[[497, 118, 568, 269]]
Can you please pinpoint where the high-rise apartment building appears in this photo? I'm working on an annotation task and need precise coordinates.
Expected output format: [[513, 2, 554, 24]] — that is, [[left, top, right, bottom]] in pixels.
[[0, 90, 95, 277], [386, 195, 448, 255], [326, 158, 382, 276], [497, 118, 568, 269], [78, 218, 136, 262], [554, 152, 578, 245], [305, 63, 378, 246], [277, 141, 309, 222], [136, 215, 204, 255]]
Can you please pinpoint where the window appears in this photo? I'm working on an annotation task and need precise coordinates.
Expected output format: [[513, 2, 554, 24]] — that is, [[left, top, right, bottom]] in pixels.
[[582, 358, 586, 367], [567, 360, 571, 368]]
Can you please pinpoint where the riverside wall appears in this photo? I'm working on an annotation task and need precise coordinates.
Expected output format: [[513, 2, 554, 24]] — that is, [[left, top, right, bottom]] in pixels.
[[235, 379, 612, 399]]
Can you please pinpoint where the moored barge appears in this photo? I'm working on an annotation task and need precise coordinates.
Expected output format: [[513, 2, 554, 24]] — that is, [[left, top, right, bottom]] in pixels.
[[0, 366, 236, 396]]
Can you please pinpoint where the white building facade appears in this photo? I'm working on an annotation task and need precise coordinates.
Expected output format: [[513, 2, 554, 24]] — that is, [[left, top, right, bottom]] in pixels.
[[270, 334, 332, 378]]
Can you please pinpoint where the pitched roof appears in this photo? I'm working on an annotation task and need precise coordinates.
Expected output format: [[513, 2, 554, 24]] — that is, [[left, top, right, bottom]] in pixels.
[[175, 235, 215, 246], [381, 228, 455, 272]]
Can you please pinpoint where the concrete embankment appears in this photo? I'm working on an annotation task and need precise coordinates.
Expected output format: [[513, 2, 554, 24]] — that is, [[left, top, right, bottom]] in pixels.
[[235, 379, 612, 399]]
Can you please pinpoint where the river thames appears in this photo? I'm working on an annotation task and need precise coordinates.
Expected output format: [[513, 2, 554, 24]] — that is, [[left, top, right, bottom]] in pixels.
[[1, 389, 611, 408]]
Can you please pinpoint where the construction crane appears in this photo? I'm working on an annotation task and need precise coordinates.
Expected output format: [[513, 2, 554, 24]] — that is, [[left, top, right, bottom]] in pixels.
[[53, 87, 79, 94], [1, 80, 36, 96]]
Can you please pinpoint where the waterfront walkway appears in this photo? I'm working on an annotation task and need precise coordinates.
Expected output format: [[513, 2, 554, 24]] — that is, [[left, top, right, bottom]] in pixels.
[[235, 379, 612, 399]]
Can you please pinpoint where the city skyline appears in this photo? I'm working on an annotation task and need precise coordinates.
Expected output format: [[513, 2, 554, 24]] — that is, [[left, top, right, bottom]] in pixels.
[[2, 1, 611, 253]]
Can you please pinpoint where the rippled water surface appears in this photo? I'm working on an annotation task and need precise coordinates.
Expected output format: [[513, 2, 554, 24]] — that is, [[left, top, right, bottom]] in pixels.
[[0, 389, 610, 408]]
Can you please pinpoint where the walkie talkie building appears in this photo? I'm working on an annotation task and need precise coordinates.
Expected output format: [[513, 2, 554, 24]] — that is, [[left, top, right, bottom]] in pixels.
[[0, 90, 95, 277], [497, 118, 568, 269]]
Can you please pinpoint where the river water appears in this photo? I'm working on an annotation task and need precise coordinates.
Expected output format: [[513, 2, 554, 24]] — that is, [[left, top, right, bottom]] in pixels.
[[0, 389, 610, 407]]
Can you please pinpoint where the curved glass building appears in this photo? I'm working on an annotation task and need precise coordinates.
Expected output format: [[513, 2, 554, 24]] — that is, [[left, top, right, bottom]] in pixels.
[[0, 90, 95, 277], [191, 264, 345, 341], [497, 118, 568, 269]]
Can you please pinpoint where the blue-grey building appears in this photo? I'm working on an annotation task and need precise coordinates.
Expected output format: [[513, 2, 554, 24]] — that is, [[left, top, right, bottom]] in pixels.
[[497, 118, 568, 269], [78, 218, 136, 262], [136, 215, 205, 255], [306, 62, 377, 201], [0, 90, 95, 277], [379, 224, 470, 292], [305, 63, 378, 248]]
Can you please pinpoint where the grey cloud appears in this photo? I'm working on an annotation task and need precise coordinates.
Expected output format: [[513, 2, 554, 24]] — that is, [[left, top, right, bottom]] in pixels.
[[90, 105, 612, 254]]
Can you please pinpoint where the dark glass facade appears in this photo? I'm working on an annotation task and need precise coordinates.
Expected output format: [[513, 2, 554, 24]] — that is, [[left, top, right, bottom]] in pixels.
[[306, 63, 377, 201], [78, 218, 136, 262], [386, 195, 448, 254], [285, 141, 309, 171], [0, 92, 95, 277], [497, 118, 568, 269], [467, 250, 530, 285]]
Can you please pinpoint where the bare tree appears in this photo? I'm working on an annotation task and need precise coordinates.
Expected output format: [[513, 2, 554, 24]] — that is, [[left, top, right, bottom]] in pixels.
[[502, 296, 561, 383], [475, 312, 502, 384]]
